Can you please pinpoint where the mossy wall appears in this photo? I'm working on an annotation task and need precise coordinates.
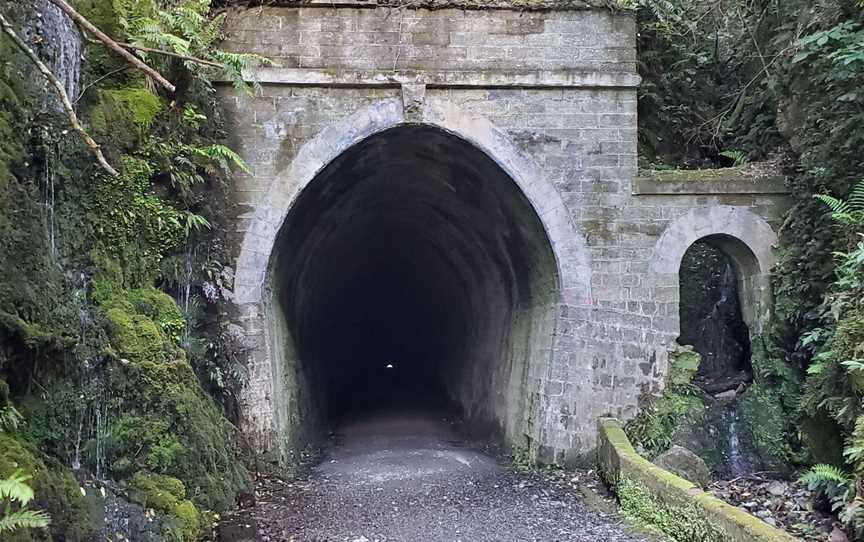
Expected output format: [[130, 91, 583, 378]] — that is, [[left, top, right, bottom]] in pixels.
[[625, 346, 706, 459], [0, 1, 249, 539]]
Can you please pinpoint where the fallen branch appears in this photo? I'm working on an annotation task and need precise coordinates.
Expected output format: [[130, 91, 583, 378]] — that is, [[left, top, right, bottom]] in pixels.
[[46, 0, 176, 94], [0, 11, 118, 176], [119, 42, 224, 69]]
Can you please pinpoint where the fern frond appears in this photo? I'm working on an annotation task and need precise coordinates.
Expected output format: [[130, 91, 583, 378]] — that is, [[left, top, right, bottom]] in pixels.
[[815, 194, 851, 216], [194, 144, 251, 174], [848, 180, 864, 211], [799, 463, 848, 487], [0, 509, 51, 533], [0, 470, 34, 506], [0, 404, 22, 432], [719, 149, 747, 166]]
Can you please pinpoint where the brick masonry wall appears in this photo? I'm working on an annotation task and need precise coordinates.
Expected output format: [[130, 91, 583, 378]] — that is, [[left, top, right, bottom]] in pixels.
[[218, 4, 790, 462]]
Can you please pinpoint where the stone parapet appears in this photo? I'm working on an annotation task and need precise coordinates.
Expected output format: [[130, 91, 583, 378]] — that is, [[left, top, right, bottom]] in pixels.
[[597, 418, 800, 542]]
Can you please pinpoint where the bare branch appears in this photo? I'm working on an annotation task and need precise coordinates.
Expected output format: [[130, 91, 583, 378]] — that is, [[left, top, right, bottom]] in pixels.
[[46, 0, 176, 94], [119, 42, 224, 69], [0, 11, 118, 176]]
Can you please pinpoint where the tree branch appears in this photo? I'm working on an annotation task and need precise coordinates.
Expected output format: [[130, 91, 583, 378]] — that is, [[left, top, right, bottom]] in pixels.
[[46, 0, 176, 94], [119, 42, 224, 69], [74, 27, 223, 69], [0, 11, 118, 176]]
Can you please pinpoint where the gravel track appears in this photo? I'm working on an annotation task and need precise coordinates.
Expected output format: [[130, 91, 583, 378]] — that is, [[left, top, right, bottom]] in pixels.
[[227, 411, 646, 542]]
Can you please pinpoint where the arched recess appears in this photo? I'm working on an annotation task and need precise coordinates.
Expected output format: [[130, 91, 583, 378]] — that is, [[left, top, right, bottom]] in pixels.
[[230, 97, 592, 454], [649, 206, 778, 335]]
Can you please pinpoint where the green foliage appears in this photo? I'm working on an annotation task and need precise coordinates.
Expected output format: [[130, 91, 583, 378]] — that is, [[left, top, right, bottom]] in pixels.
[[815, 180, 864, 227], [97, 289, 248, 510], [0, 1, 254, 538], [718, 150, 747, 166], [615, 477, 727, 542], [118, 0, 273, 92], [127, 472, 201, 541], [800, 463, 849, 510], [626, 348, 705, 458], [738, 383, 792, 473], [627, 0, 786, 166], [0, 470, 51, 537], [0, 434, 94, 541]]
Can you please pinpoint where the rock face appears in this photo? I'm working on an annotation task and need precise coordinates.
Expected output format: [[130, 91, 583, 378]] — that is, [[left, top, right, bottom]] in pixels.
[[653, 445, 712, 487]]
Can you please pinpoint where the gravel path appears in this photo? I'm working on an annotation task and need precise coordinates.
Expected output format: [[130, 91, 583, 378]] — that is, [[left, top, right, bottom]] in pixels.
[[225, 411, 646, 542]]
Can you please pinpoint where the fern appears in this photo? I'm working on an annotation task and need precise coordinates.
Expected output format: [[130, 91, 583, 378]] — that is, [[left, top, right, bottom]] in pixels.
[[800, 463, 848, 486], [800, 464, 850, 512], [0, 404, 22, 432], [0, 470, 35, 505], [719, 149, 747, 166], [0, 470, 51, 535], [0, 510, 51, 533], [194, 144, 251, 174], [121, 0, 274, 95], [815, 179, 864, 226]]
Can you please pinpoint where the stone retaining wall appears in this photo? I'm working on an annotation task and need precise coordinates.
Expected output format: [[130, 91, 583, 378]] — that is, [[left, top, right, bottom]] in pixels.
[[597, 418, 800, 542]]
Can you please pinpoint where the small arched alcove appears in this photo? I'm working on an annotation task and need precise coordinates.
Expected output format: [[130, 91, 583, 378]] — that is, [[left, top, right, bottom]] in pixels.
[[678, 235, 759, 382], [266, 124, 561, 445]]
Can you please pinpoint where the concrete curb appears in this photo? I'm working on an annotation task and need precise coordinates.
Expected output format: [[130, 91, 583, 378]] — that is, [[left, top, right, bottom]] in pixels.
[[596, 418, 800, 542]]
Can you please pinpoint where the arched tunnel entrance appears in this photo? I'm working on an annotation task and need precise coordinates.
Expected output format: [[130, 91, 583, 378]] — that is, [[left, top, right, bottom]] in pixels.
[[268, 125, 560, 447]]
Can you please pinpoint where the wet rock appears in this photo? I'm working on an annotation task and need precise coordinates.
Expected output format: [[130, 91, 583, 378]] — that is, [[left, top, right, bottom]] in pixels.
[[830, 527, 850, 542], [653, 445, 712, 487], [714, 389, 737, 402], [766, 480, 788, 497]]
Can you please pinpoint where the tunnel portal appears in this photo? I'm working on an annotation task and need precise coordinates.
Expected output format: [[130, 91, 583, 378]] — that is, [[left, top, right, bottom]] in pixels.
[[268, 125, 560, 444]]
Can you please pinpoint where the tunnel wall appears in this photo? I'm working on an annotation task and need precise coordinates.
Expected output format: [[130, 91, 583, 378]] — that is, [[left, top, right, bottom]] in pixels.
[[217, 4, 791, 464]]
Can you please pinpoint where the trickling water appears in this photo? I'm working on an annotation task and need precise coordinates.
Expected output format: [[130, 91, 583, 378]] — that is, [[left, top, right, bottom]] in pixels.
[[40, 144, 58, 261], [680, 242, 759, 479], [35, 0, 81, 108], [180, 243, 197, 349], [689, 260, 750, 378], [722, 402, 756, 478]]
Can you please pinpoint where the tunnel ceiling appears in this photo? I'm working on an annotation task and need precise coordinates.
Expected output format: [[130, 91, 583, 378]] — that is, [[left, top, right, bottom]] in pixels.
[[270, 125, 559, 427]]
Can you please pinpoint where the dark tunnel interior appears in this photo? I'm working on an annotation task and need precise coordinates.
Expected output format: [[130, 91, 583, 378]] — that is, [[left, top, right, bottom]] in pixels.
[[269, 125, 559, 439]]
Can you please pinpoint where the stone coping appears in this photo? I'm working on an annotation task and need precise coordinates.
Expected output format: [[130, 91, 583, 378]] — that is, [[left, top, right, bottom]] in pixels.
[[232, 67, 642, 89], [634, 168, 789, 196], [226, 0, 620, 12], [596, 418, 800, 542]]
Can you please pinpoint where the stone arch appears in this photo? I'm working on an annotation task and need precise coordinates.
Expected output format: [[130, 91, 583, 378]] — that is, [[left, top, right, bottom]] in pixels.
[[233, 97, 591, 307], [230, 97, 592, 455], [649, 206, 778, 334]]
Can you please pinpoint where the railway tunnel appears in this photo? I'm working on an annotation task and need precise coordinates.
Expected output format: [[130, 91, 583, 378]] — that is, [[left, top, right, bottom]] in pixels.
[[268, 125, 560, 442]]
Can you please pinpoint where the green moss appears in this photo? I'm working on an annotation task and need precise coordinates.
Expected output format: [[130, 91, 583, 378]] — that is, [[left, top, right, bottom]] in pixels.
[[0, 434, 96, 542], [100, 288, 247, 510], [17, 283, 247, 515], [626, 347, 706, 458], [90, 88, 162, 141], [669, 349, 702, 387], [57, 157, 186, 284], [616, 477, 727, 542], [739, 383, 792, 475], [105, 306, 167, 359], [0, 31, 76, 348], [174, 500, 202, 541], [128, 472, 202, 541]]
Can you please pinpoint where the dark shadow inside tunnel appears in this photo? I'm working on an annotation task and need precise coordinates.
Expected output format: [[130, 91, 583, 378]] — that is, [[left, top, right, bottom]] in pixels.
[[267, 125, 560, 446]]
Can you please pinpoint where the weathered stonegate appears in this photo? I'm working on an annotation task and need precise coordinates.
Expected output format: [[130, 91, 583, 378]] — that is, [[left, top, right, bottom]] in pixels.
[[217, 1, 789, 463]]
